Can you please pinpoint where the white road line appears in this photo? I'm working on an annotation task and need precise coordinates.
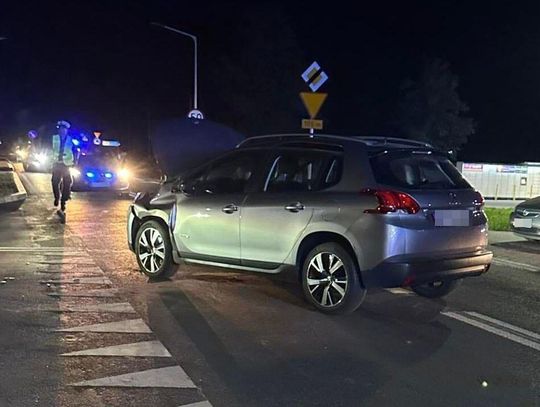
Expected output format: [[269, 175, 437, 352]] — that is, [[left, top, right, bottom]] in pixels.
[[492, 258, 539, 272], [70, 365, 197, 388], [442, 311, 540, 352], [179, 401, 213, 407], [62, 340, 171, 358], [465, 312, 540, 341], [55, 318, 152, 334], [384, 288, 413, 295]]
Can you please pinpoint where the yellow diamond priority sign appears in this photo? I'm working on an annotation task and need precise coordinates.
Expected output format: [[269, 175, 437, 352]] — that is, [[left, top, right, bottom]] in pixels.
[[300, 92, 327, 119]]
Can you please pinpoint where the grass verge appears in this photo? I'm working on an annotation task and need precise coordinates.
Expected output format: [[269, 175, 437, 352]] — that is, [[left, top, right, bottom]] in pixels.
[[484, 207, 513, 231]]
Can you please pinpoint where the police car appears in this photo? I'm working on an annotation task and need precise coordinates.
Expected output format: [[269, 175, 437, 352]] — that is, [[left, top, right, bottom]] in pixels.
[[70, 135, 130, 191]]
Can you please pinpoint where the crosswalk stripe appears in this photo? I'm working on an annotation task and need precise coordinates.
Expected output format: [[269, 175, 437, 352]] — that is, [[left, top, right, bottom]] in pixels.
[[55, 318, 152, 333], [69, 365, 197, 388], [48, 302, 136, 313], [56, 318, 152, 334], [40, 277, 112, 285], [48, 288, 118, 298], [62, 340, 171, 357]]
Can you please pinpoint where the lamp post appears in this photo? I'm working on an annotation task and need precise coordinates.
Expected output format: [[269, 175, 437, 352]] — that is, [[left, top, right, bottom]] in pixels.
[[151, 22, 203, 119]]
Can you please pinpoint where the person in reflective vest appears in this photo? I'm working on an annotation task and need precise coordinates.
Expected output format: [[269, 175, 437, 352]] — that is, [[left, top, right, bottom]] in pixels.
[[51, 120, 75, 217]]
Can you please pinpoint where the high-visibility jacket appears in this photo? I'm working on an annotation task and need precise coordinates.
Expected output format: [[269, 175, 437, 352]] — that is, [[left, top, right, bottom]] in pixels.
[[52, 134, 75, 166]]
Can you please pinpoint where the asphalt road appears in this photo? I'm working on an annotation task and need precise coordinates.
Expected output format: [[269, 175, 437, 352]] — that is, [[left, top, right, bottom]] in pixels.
[[0, 172, 539, 407]]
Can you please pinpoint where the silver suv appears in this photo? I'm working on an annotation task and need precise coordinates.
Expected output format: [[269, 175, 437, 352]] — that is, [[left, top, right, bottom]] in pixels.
[[127, 135, 492, 314]]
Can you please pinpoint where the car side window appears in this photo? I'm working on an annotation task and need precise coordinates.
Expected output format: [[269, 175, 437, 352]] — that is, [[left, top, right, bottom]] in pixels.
[[265, 151, 342, 193], [191, 152, 256, 195]]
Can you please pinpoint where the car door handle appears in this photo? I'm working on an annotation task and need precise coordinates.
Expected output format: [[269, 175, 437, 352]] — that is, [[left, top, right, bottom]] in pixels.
[[285, 202, 305, 212], [222, 204, 238, 214]]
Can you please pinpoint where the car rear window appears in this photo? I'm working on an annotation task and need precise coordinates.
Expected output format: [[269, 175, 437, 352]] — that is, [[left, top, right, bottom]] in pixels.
[[369, 150, 471, 190]]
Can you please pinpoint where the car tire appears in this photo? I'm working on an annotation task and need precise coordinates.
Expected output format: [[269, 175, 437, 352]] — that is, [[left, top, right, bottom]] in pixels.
[[411, 279, 461, 298], [301, 242, 366, 314], [135, 220, 176, 278]]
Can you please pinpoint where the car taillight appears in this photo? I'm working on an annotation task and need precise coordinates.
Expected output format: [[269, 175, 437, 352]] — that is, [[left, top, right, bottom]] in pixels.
[[361, 189, 421, 214], [473, 191, 484, 208]]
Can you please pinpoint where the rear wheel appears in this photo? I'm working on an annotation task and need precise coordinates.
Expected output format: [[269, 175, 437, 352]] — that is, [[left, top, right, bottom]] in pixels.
[[301, 243, 366, 314], [135, 220, 176, 278], [411, 279, 461, 298]]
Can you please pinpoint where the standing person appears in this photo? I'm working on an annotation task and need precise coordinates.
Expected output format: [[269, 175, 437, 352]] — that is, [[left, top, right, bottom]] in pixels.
[[51, 120, 75, 223]]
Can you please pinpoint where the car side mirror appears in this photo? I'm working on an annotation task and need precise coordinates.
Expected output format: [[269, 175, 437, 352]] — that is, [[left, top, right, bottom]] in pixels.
[[172, 180, 193, 195]]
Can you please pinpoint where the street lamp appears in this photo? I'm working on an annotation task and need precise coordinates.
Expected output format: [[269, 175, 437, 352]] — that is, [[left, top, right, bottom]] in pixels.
[[151, 22, 203, 119]]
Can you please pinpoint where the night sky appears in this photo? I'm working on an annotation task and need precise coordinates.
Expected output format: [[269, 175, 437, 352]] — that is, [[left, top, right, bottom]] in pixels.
[[1, 0, 540, 162]]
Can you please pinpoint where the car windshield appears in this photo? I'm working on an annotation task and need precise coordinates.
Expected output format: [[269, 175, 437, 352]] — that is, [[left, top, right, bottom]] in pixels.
[[370, 150, 472, 190], [80, 146, 120, 161]]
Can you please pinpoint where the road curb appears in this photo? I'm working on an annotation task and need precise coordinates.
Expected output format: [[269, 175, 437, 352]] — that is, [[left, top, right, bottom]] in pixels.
[[12, 162, 25, 172], [0, 170, 27, 212]]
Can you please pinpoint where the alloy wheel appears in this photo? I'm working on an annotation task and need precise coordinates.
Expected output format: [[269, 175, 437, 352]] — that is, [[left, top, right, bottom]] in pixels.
[[306, 252, 348, 307], [138, 227, 166, 274]]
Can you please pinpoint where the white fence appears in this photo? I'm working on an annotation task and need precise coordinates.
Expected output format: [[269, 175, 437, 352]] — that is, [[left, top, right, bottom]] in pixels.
[[457, 162, 540, 199]]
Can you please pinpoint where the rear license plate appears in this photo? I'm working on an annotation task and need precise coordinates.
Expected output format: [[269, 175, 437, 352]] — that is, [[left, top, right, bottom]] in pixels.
[[513, 218, 533, 228], [434, 210, 470, 227]]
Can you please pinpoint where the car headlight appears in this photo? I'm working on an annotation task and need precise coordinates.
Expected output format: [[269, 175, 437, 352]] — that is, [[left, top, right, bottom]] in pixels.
[[69, 167, 81, 177], [34, 152, 48, 165], [118, 168, 131, 180]]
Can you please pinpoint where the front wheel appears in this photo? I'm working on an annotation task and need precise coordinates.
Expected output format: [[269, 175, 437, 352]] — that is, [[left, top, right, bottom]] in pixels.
[[135, 220, 176, 278], [411, 279, 461, 298], [301, 243, 366, 314]]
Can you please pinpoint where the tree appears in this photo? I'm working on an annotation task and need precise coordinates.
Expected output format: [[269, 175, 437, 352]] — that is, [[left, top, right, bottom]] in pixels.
[[397, 58, 474, 151], [203, 4, 305, 136]]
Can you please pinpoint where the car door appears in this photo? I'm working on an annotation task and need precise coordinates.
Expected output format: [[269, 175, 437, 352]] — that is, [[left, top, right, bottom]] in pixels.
[[241, 149, 343, 267], [174, 150, 259, 263]]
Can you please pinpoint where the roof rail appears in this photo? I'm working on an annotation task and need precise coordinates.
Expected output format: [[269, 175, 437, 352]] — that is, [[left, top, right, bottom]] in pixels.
[[353, 136, 433, 148], [237, 133, 434, 149], [237, 134, 300, 147]]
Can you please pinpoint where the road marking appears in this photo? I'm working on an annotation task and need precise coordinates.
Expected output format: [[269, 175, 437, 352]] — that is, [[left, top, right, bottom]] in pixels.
[[179, 401, 213, 407], [55, 318, 152, 333], [465, 312, 540, 341], [40, 277, 112, 285], [0, 246, 85, 255], [442, 311, 540, 352], [62, 340, 171, 357], [49, 302, 136, 313], [35, 259, 97, 265], [48, 288, 118, 298], [492, 258, 539, 272], [70, 365, 197, 388], [384, 288, 413, 295], [42, 273, 105, 278]]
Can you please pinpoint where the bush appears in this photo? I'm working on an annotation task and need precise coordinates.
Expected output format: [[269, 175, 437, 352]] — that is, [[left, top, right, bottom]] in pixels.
[[484, 207, 513, 231]]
